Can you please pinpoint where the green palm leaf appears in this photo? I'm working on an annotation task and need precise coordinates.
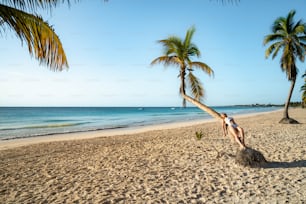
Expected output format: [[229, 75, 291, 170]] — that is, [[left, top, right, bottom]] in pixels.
[[188, 72, 204, 101], [190, 61, 214, 77], [150, 56, 181, 67], [2, 0, 75, 12], [0, 4, 68, 70], [263, 34, 284, 45], [184, 26, 195, 51]]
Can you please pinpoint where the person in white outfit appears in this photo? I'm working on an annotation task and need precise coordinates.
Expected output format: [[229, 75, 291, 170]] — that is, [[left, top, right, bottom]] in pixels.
[[220, 113, 246, 149]]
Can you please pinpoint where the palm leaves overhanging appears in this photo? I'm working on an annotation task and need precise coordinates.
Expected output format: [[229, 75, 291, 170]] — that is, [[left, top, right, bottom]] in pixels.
[[0, 0, 74, 70]]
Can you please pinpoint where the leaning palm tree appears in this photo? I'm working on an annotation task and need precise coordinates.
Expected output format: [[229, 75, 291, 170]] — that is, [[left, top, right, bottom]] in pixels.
[[151, 27, 269, 167], [0, 0, 71, 70], [263, 10, 306, 124], [151, 26, 221, 120], [301, 72, 306, 108]]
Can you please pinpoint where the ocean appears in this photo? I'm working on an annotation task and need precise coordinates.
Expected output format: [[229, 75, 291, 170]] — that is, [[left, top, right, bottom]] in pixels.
[[0, 106, 279, 140]]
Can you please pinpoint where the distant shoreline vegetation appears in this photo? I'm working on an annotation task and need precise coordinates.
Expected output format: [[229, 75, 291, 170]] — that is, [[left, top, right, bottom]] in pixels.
[[0, 103, 304, 108], [233, 102, 303, 108]]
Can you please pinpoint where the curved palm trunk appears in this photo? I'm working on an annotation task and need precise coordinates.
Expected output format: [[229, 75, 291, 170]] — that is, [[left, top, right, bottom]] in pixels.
[[280, 79, 299, 123], [182, 93, 222, 120], [180, 68, 187, 108]]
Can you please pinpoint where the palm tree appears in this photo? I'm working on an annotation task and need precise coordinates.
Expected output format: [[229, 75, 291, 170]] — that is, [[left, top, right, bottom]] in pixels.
[[151, 26, 221, 120], [0, 0, 71, 70], [301, 72, 306, 108], [263, 10, 306, 124]]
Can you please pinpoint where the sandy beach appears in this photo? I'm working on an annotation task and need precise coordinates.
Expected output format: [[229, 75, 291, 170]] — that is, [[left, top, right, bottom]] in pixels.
[[0, 108, 305, 203]]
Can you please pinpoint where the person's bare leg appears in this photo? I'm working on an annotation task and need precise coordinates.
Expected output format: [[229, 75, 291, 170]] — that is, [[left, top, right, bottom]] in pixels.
[[237, 127, 245, 146], [228, 127, 245, 149]]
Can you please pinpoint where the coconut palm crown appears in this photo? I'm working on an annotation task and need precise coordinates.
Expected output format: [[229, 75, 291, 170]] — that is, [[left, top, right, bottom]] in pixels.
[[151, 26, 214, 107], [263, 10, 306, 123], [0, 0, 73, 70]]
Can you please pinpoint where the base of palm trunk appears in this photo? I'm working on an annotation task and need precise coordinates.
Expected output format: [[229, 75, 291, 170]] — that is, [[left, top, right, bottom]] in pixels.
[[279, 117, 299, 124], [235, 147, 267, 168]]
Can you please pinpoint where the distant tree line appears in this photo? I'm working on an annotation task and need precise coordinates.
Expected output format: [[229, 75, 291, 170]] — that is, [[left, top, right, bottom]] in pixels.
[[235, 102, 304, 108]]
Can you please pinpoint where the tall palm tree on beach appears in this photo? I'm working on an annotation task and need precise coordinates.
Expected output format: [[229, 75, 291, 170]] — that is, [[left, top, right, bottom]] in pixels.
[[263, 10, 306, 124], [151, 26, 221, 120], [0, 0, 71, 70]]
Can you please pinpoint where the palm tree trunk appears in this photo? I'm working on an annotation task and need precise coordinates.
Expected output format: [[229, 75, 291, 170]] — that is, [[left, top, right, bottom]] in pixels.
[[280, 79, 299, 124], [182, 93, 222, 120], [283, 79, 295, 118], [180, 68, 187, 108]]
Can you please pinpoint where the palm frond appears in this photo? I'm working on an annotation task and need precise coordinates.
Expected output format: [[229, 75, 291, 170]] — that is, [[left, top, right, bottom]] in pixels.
[[272, 42, 284, 59], [286, 10, 296, 33], [190, 61, 214, 77], [0, 4, 68, 70], [292, 21, 305, 34], [187, 43, 201, 58], [264, 41, 283, 59], [159, 36, 183, 57], [184, 26, 195, 50], [294, 40, 305, 62], [263, 34, 284, 45], [297, 35, 306, 42], [188, 72, 204, 101], [150, 56, 181, 67], [1, 0, 77, 12], [272, 17, 286, 33]]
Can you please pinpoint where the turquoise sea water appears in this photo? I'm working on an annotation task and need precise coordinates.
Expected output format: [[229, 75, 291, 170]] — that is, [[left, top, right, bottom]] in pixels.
[[0, 106, 279, 140]]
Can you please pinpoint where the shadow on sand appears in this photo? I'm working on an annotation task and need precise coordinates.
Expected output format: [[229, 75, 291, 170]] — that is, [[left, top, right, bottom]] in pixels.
[[263, 160, 306, 169], [235, 147, 306, 169]]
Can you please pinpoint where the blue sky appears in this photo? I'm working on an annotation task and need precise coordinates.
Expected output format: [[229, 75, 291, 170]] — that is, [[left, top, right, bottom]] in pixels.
[[0, 0, 305, 107]]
